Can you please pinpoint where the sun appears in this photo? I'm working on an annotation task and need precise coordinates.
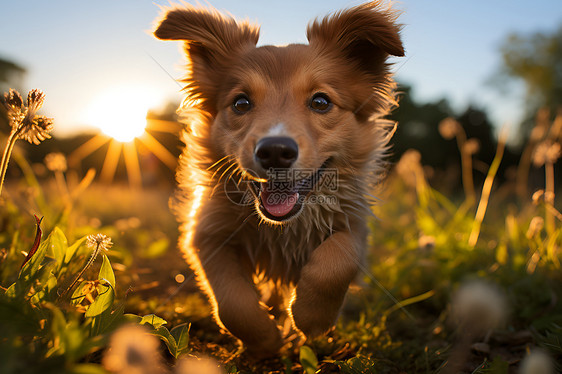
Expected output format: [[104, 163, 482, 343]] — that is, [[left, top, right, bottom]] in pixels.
[[71, 86, 182, 188], [85, 86, 158, 143]]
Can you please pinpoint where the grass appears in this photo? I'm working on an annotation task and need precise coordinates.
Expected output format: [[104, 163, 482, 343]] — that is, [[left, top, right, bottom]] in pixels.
[[0, 91, 561, 373]]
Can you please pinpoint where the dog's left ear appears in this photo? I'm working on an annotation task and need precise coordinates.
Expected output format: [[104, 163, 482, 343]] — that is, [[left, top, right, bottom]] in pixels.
[[307, 1, 403, 77]]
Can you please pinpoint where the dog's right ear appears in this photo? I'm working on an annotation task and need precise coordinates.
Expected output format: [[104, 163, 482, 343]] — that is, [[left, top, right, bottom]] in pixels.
[[154, 5, 260, 114]]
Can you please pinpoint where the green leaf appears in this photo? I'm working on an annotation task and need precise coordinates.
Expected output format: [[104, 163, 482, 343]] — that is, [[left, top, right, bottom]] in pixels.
[[122, 313, 143, 324], [140, 314, 167, 329], [30, 266, 58, 303], [85, 256, 115, 317], [84, 279, 114, 317], [170, 323, 191, 357], [19, 234, 49, 280], [47, 227, 68, 272], [143, 238, 169, 258], [150, 326, 177, 357], [98, 255, 115, 288], [299, 345, 318, 374], [281, 357, 293, 374], [103, 299, 127, 330], [70, 281, 90, 305], [65, 236, 88, 264], [43, 302, 69, 358]]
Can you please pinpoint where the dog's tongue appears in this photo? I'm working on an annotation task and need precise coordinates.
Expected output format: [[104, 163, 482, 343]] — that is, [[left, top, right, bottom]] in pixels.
[[260, 183, 299, 217]]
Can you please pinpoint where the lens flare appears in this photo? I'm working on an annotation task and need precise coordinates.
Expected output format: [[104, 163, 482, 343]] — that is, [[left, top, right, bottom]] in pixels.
[[85, 86, 157, 143]]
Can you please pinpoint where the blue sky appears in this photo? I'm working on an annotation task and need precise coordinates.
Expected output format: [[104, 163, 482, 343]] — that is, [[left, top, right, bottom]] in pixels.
[[1, 0, 561, 136]]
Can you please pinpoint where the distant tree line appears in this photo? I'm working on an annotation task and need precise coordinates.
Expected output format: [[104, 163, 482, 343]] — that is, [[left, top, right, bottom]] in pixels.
[[1, 23, 561, 193]]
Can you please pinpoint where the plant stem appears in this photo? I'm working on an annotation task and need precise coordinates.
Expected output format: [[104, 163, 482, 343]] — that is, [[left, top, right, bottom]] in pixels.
[[58, 242, 102, 300], [455, 129, 475, 205], [468, 131, 507, 248], [0, 128, 22, 196], [545, 161, 555, 236]]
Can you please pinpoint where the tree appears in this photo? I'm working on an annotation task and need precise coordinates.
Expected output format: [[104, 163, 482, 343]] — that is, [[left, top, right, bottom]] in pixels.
[[497, 25, 562, 124], [0, 58, 26, 129], [0, 57, 25, 91]]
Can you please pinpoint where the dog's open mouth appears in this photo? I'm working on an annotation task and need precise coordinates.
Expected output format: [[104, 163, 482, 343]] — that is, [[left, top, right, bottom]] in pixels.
[[252, 159, 331, 223]]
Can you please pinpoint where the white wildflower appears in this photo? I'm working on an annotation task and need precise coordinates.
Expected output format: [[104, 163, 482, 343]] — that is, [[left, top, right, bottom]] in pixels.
[[175, 356, 224, 374], [520, 350, 554, 374], [103, 324, 165, 374], [450, 280, 507, 337]]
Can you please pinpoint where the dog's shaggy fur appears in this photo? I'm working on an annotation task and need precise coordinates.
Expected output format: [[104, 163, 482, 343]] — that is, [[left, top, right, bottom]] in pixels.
[[154, 1, 403, 357]]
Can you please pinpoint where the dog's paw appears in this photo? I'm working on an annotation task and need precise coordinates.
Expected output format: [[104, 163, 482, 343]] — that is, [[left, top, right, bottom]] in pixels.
[[290, 296, 338, 338]]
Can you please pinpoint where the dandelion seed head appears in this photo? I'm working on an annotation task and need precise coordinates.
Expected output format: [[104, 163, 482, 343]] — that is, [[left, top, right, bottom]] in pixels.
[[520, 349, 554, 374], [438, 118, 460, 140], [175, 356, 224, 374], [103, 324, 163, 374], [450, 280, 507, 337], [44, 152, 67, 172], [86, 233, 113, 251]]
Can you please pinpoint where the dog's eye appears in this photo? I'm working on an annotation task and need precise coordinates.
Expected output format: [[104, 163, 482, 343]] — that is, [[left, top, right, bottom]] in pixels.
[[232, 95, 252, 114], [309, 93, 332, 113]]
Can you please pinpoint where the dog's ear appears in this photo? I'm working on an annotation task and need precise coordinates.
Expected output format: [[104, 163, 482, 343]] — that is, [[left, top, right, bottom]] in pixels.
[[154, 5, 259, 114], [306, 1, 403, 77]]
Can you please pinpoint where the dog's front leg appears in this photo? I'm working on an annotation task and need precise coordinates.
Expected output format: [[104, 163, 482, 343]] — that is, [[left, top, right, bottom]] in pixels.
[[197, 245, 283, 357], [290, 231, 361, 337]]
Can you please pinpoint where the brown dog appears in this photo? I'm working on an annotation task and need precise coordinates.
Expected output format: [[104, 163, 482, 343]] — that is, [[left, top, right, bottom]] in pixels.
[[154, 1, 403, 357]]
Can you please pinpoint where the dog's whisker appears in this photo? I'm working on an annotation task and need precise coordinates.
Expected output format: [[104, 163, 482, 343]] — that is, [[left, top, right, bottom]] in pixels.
[[218, 162, 238, 183], [207, 154, 234, 171], [210, 157, 236, 181]]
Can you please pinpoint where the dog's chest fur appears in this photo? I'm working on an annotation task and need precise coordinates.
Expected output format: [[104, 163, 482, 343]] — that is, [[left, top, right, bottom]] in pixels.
[[197, 173, 371, 285]]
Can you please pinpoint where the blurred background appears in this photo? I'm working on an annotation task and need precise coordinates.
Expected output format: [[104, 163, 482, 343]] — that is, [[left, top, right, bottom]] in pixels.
[[1, 2, 562, 371], [1, 0, 561, 191]]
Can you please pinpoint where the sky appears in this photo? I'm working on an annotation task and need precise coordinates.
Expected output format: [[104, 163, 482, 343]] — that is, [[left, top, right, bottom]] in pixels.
[[1, 0, 562, 138]]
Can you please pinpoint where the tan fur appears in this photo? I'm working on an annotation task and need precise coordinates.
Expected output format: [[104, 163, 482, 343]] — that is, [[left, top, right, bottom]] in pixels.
[[154, 1, 403, 357]]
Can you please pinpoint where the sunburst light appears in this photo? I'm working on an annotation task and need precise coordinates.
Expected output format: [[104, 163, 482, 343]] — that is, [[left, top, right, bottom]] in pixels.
[[70, 86, 181, 188]]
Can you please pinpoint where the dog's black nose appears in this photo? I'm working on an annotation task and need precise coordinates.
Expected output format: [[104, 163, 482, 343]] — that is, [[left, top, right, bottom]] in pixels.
[[254, 137, 298, 170]]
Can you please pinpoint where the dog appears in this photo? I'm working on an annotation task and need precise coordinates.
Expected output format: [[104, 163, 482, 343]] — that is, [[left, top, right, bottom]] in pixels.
[[154, 1, 403, 357]]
